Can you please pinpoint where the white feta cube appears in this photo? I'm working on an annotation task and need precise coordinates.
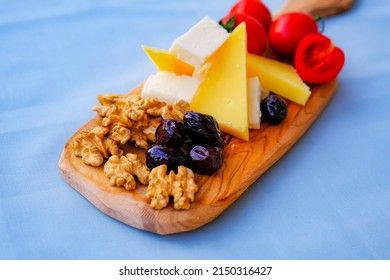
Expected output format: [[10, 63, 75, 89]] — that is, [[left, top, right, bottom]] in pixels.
[[141, 71, 200, 104], [169, 16, 230, 68], [247, 77, 262, 129]]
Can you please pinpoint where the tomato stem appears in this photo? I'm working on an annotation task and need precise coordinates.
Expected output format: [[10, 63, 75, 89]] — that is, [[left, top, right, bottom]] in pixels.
[[219, 16, 236, 33], [314, 15, 325, 33]]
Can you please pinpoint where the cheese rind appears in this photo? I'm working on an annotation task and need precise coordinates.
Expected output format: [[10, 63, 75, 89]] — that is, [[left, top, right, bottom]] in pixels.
[[142, 45, 194, 76], [247, 77, 262, 129], [141, 71, 200, 104], [169, 16, 230, 68], [190, 23, 249, 141], [247, 53, 311, 105]]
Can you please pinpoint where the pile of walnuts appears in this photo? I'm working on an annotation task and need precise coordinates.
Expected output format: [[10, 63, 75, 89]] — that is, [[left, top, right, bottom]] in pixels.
[[71, 94, 199, 210]]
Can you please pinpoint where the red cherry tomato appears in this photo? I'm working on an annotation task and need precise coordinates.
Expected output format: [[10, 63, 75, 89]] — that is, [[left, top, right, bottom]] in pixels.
[[228, 0, 272, 32], [221, 13, 267, 55], [268, 12, 318, 58], [294, 33, 345, 84]]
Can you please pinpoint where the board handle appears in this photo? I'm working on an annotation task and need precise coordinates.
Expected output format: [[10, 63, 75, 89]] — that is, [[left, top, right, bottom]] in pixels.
[[274, 0, 356, 18]]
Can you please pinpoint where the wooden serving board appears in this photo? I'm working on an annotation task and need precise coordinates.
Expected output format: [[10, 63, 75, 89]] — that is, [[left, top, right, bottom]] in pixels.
[[58, 0, 354, 235]]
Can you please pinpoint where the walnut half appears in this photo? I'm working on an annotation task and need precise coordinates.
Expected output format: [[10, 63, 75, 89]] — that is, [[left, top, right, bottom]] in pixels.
[[146, 165, 199, 210], [104, 153, 150, 190], [72, 126, 121, 166]]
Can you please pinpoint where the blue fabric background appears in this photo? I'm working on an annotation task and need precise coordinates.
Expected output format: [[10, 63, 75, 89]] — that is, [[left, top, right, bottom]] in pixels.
[[1, 0, 389, 259]]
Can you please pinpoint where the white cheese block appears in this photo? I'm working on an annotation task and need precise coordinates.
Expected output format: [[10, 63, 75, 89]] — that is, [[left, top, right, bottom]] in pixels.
[[247, 77, 262, 129], [169, 16, 230, 68], [141, 71, 200, 104]]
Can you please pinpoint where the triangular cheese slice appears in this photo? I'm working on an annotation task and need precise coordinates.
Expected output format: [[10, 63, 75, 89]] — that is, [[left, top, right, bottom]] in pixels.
[[190, 23, 249, 141], [142, 45, 194, 76]]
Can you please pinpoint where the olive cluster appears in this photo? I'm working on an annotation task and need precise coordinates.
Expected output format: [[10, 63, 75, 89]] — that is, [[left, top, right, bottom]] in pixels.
[[146, 111, 224, 175]]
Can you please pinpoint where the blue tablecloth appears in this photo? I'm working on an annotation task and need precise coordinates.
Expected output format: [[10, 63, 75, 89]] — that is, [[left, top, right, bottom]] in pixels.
[[1, 0, 389, 260]]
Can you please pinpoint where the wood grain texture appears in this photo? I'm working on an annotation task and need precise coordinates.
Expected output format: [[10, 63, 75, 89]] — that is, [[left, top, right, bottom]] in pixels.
[[58, 0, 355, 234], [59, 80, 338, 235]]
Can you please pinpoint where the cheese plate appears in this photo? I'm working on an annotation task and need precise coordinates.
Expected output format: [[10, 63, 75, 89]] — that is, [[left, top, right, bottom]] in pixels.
[[58, 0, 354, 235]]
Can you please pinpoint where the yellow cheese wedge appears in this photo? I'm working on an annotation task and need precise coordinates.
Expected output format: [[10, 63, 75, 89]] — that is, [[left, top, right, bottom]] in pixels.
[[142, 45, 195, 76], [190, 23, 249, 141], [247, 53, 311, 105]]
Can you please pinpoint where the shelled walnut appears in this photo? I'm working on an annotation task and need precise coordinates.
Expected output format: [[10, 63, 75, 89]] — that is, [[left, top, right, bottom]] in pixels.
[[146, 165, 198, 210], [72, 126, 122, 166], [104, 153, 150, 190], [147, 99, 190, 121]]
